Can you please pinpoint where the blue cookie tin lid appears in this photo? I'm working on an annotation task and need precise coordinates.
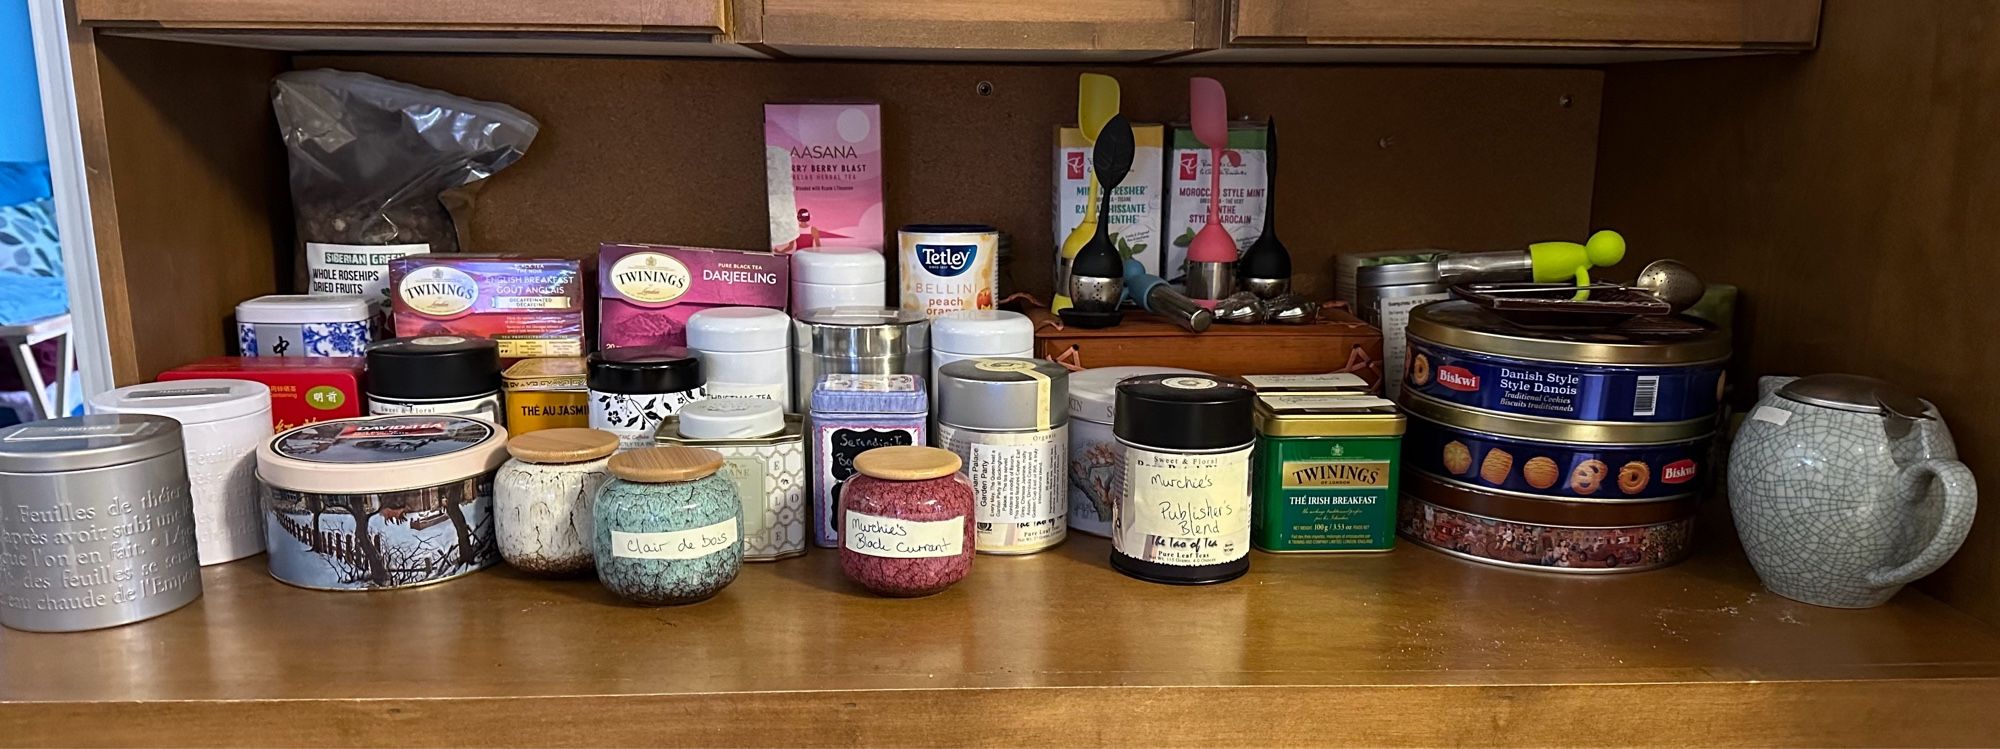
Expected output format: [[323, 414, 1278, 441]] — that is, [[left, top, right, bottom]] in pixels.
[[1408, 300, 1730, 366], [810, 374, 928, 416]]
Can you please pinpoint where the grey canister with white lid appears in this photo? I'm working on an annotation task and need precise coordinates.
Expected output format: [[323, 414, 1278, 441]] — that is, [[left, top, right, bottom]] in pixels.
[[0, 414, 203, 632], [791, 307, 930, 414], [935, 357, 1071, 554]]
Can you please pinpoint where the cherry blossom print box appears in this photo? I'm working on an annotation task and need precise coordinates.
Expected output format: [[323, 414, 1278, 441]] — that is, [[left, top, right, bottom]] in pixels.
[[388, 254, 586, 360], [598, 243, 789, 349]]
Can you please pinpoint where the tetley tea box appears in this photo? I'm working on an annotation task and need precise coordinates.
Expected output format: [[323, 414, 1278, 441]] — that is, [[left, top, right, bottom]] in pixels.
[[1052, 123, 1166, 278], [599, 243, 789, 349], [764, 103, 884, 253]]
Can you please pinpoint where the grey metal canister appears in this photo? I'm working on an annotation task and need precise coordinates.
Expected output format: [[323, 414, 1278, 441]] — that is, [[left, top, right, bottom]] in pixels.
[[791, 307, 930, 413], [0, 414, 203, 632], [935, 357, 1071, 554]]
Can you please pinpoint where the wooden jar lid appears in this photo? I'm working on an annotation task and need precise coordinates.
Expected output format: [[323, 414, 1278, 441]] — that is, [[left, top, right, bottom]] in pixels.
[[854, 446, 962, 481], [608, 445, 725, 483], [505, 428, 620, 464]]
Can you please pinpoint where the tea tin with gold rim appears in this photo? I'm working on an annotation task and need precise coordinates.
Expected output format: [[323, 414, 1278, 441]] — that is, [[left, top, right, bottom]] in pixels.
[[1403, 301, 1729, 424], [502, 357, 589, 435], [1251, 394, 1406, 552]]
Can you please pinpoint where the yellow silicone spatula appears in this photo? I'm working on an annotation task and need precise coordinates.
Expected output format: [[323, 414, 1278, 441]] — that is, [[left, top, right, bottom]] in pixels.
[[1053, 73, 1121, 313]]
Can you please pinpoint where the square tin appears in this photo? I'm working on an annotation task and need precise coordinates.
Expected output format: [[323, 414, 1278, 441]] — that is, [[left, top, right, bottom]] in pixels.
[[1251, 394, 1405, 553]]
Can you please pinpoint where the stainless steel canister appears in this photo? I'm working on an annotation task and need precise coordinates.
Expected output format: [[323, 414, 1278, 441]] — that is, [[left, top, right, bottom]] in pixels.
[[1356, 261, 1449, 400], [0, 415, 203, 632], [935, 358, 1071, 554], [791, 307, 931, 413]]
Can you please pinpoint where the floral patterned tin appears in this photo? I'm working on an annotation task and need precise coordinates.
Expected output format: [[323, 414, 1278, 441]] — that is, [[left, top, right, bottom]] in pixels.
[[1403, 301, 1728, 425], [236, 294, 372, 358], [1401, 392, 1713, 501], [1398, 471, 1696, 573]]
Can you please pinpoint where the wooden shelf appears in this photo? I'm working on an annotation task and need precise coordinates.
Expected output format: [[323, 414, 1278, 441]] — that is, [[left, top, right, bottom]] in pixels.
[[5, 535, 1997, 746]]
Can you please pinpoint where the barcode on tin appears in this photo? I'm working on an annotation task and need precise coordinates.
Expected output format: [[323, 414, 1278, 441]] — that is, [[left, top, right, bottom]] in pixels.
[[1633, 376, 1661, 417]]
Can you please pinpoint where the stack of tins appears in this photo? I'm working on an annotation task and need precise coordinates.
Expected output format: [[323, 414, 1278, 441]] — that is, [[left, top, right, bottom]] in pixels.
[[1395, 301, 1730, 573]]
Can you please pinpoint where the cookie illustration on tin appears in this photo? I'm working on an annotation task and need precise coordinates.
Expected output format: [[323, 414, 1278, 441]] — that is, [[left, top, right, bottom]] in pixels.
[[1442, 441, 1473, 475], [1409, 353, 1432, 387], [1523, 456, 1560, 490], [1618, 461, 1651, 495], [1479, 448, 1514, 485], [1569, 459, 1609, 495]]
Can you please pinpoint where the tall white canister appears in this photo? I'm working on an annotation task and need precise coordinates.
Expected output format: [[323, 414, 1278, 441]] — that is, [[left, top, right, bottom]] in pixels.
[[686, 307, 793, 406], [929, 310, 1034, 408], [87, 379, 274, 564]]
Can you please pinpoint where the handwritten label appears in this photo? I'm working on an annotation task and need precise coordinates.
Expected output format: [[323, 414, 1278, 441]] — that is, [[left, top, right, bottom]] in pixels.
[[1115, 445, 1252, 567], [611, 519, 739, 561], [844, 511, 964, 558]]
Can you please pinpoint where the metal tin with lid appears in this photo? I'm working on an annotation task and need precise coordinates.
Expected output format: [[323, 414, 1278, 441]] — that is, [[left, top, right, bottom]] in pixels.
[[1251, 395, 1406, 553], [936, 358, 1071, 555], [929, 310, 1034, 407], [366, 335, 504, 423], [1399, 471, 1695, 574], [1111, 375, 1256, 585], [686, 307, 794, 405], [1403, 300, 1730, 424], [586, 346, 707, 449], [1402, 391, 1714, 502], [89, 379, 274, 565], [657, 397, 808, 561], [808, 374, 928, 548], [792, 307, 930, 414], [502, 357, 588, 434], [0, 415, 203, 632], [236, 293, 373, 358], [1064, 365, 1204, 537], [257, 414, 507, 590]]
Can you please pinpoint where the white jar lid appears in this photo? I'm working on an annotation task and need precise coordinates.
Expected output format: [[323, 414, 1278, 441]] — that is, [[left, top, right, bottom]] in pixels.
[[676, 397, 785, 439], [686, 307, 791, 352], [88, 378, 272, 425], [791, 247, 886, 285], [236, 294, 372, 324], [1066, 365, 1206, 423], [257, 415, 508, 494], [932, 310, 1033, 355]]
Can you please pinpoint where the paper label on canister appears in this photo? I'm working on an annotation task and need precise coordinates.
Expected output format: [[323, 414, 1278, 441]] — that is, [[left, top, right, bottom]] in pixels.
[[844, 511, 965, 558], [611, 520, 739, 561], [306, 243, 427, 303], [368, 393, 503, 425], [1376, 291, 1448, 400], [706, 381, 786, 401], [938, 424, 1068, 551], [1115, 444, 1252, 566]]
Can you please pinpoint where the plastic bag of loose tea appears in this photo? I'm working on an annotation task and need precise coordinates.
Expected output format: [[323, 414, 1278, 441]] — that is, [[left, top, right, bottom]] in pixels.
[[272, 69, 539, 298]]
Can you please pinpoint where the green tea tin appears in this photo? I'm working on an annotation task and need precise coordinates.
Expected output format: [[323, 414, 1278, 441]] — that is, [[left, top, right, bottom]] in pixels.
[[1252, 394, 1406, 552]]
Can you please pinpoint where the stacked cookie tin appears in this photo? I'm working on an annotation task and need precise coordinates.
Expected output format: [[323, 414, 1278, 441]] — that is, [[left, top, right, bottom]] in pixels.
[[1396, 300, 1729, 573]]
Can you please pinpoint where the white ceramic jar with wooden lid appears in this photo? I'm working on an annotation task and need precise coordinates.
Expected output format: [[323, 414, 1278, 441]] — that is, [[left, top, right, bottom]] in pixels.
[[495, 428, 620, 576]]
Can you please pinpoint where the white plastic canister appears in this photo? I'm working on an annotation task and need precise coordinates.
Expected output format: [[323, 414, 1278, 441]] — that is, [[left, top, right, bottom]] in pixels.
[[1062, 365, 1203, 538], [87, 378, 274, 564], [686, 307, 793, 406], [791, 248, 887, 316], [929, 310, 1033, 407]]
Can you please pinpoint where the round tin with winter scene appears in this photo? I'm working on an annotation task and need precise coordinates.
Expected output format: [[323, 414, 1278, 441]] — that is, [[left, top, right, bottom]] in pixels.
[[255, 414, 508, 591]]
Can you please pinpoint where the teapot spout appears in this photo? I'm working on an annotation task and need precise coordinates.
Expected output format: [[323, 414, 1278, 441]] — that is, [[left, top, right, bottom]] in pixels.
[[1758, 376, 1800, 400]]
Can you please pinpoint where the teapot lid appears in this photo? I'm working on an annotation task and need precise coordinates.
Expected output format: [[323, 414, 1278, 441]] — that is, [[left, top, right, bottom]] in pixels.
[[1778, 374, 1930, 419]]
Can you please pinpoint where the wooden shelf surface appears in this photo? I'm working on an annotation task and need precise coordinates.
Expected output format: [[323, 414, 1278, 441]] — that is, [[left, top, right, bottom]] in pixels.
[[4, 535, 1998, 746]]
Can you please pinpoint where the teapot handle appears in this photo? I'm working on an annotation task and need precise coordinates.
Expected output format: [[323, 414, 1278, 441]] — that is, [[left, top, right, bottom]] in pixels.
[[1865, 459, 1978, 589]]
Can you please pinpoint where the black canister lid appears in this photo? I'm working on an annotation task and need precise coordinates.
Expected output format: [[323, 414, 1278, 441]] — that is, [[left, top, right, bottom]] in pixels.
[[588, 345, 703, 394], [1113, 375, 1255, 450], [366, 335, 500, 400]]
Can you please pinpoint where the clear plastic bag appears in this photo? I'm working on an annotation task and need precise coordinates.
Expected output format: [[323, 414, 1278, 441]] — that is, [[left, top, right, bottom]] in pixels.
[[272, 69, 540, 270]]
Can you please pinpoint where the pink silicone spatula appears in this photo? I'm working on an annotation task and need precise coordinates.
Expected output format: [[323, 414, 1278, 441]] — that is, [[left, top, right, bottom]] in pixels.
[[1185, 77, 1237, 307]]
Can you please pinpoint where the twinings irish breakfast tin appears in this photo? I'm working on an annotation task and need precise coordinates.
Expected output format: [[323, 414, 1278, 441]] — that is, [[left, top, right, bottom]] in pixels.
[[1251, 394, 1405, 552]]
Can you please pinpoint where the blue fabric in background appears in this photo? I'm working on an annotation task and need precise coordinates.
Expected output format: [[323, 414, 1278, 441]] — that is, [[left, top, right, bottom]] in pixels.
[[1, 0, 49, 164]]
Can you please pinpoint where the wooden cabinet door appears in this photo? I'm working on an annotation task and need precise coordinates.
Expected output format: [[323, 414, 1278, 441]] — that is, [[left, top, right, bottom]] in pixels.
[[759, 0, 1208, 56], [77, 0, 731, 35], [1229, 0, 1819, 49]]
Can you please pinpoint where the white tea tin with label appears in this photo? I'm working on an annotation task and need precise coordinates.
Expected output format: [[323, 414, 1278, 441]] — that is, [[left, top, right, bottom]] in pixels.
[[89, 379, 273, 565]]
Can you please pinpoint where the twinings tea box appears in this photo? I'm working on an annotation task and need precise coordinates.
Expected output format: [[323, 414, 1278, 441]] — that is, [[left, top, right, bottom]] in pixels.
[[158, 356, 363, 432], [1052, 124, 1166, 278], [1165, 122, 1268, 283], [765, 103, 884, 253], [598, 243, 790, 349], [388, 254, 586, 359], [1251, 394, 1404, 553]]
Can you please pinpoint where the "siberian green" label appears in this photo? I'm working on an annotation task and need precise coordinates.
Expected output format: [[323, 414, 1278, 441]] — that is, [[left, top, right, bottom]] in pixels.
[[1253, 436, 1400, 552]]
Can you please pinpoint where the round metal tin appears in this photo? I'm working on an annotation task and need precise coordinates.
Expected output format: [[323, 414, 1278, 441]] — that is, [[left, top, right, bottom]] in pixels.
[[1403, 398, 1713, 501], [1401, 390, 1714, 444], [1397, 495, 1694, 574], [1404, 470, 1698, 526], [1407, 300, 1732, 365]]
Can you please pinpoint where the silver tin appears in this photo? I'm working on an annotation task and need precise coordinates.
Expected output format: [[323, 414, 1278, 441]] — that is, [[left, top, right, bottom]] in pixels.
[[791, 307, 930, 413], [1356, 260, 1448, 400], [0, 415, 203, 632], [935, 358, 1071, 554]]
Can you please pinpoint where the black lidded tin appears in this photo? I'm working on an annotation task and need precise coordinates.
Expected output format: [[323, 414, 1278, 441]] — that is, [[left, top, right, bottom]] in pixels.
[[586, 345, 702, 395], [1110, 374, 1256, 585], [365, 336, 503, 423]]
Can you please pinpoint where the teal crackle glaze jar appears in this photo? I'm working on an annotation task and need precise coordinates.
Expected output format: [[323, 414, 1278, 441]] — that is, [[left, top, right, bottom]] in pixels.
[[593, 446, 743, 605]]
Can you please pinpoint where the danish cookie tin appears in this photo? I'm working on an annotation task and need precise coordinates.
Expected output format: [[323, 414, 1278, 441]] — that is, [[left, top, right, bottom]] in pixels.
[[1401, 392, 1712, 501], [1398, 470, 1696, 573]]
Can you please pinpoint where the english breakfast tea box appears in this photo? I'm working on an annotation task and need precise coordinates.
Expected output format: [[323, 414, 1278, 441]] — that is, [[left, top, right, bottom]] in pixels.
[[598, 243, 790, 349], [388, 254, 585, 359], [1052, 124, 1166, 279], [1165, 122, 1269, 283], [765, 103, 884, 253]]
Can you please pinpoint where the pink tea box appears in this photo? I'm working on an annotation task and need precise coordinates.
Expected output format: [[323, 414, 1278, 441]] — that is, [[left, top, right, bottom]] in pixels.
[[764, 103, 884, 253], [599, 243, 790, 349]]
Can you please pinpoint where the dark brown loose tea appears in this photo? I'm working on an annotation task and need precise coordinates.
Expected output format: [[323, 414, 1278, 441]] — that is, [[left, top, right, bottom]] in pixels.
[[839, 447, 975, 597]]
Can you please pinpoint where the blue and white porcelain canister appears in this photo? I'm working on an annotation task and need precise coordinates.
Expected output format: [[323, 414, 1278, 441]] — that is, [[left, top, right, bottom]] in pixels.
[[236, 294, 373, 357]]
